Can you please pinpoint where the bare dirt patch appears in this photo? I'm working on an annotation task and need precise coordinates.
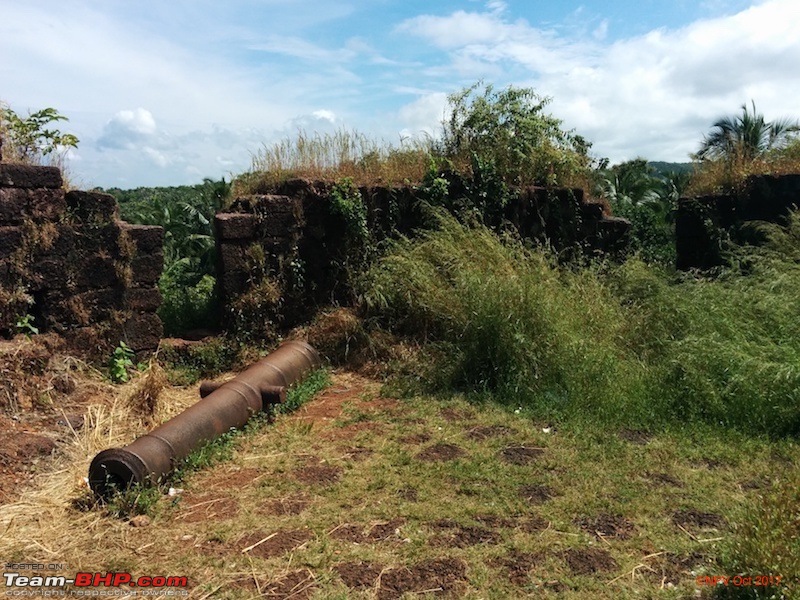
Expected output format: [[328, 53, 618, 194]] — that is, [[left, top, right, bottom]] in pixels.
[[417, 443, 467, 462], [618, 429, 652, 445], [238, 529, 313, 559], [500, 445, 544, 465], [577, 513, 636, 540], [562, 547, 619, 575], [439, 407, 475, 422], [643, 471, 684, 488], [519, 484, 554, 504], [397, 486, 418, 501], [643, 552, 707, 586], [245, 569, 317, 599], [494, 550, 542, 586], [175, 494, 240, 523], [340, 445, 373, 461], [334, 561, 385, 590], [428, 520, 501, 548], [399, 432, 431, 445], [259, 494, 311, 516], [330, 518, 406, 543], [292, 464, 342, 486], [377, 557, 467, 599], [672, 509, 726, 530], [466, 424, 517, 440]]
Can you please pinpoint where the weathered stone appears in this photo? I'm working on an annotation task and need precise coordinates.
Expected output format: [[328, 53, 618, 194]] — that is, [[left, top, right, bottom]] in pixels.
[[40, 288, 121, 329], [121, 223, 164, 255], [74, 255, 119, 288], [130, 252, 163, 285], [30, 256, 71, 292], [218, 242, 250, 273], [0, 226, 22, 259], [123, 312, 163, 351], [28, 189, 67, 222], [0, 164, 62, 189], [66, 190, 119, 223], [215, 213, 256, 240], [251, 195, 303, 238], [221, 270, 250, 297], [0, 188, 27, 223], [73, 223, 123, 255], [124, 287, 162, 312]]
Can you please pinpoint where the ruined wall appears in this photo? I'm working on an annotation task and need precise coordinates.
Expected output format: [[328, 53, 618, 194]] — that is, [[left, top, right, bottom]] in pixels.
[[215, 179, 629, 329], [676, 174, 800, 269], [0, 163, 164, 356]]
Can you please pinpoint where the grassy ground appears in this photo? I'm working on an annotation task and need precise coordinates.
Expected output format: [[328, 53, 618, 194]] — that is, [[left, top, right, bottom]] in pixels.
[[1, 369, 796, 599]]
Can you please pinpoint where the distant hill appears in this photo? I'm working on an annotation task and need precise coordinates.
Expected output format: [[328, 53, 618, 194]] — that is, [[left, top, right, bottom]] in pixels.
[[648, 161, 695, 176]]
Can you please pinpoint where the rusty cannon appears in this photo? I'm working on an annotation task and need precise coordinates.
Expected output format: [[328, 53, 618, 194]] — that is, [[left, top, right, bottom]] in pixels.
[[89, 340, 321, 499]]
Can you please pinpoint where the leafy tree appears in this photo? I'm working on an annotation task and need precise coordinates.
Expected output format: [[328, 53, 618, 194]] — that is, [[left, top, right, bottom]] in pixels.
[[695, 101, 799, 162], [0, 105, 79, 163], [441, 82, 592, 188]]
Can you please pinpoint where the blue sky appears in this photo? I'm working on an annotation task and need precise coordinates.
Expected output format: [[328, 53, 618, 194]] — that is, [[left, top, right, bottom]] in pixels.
[[1, 0, 797, 188]]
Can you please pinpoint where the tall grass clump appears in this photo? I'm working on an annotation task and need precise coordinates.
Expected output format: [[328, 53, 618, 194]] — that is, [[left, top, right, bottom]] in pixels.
[[362, 213, 653, 426], [363, 212, 800, 436], [236, 129, 433, 194]]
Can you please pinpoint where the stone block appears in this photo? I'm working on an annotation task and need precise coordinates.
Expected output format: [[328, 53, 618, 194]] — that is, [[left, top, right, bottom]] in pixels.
[[0, 226, 22, 259], [0, 164, 62, 189], [121, 223, 164, 255], [221, 270, 250, 298], [215, 213, 256, 240], [74, 254, 119, 288], [252, 195, 302, 238], [30, 256, 71, 291], [123, 312, 163, 351], [130, 252, 163, 285], [73, 223, 123, 255], [40, 288, 121, 329], [27, 189, 67, 222], [66, 190, 119, 223], [0, 188, 27, 223], [218, 242, 250, 273], [124, 287, 162, 312]]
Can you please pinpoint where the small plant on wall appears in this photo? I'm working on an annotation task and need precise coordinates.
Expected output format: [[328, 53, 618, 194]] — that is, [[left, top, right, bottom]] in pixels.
[[326, 177, 373, 302]]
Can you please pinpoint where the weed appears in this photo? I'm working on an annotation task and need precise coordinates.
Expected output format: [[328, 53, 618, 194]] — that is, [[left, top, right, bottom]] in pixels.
[[15, 314, 38, 337], [105, 484, 162, 519], [108, 341, 135, 383]]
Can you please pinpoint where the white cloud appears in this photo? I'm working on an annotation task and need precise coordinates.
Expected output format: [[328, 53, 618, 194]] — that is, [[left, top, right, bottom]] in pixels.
[[396, 0, 800, 163], [97, 108, 158, 150], [398, 93, 449, 137]]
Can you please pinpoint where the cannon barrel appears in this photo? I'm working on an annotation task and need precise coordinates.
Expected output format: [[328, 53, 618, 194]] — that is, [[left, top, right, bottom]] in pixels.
[[89, 340, 321, 499]]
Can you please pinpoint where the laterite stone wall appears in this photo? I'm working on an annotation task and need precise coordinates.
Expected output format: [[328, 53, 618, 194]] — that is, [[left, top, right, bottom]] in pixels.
[[676, 174, 800, 269], [215, 179, 629, 328], [0, 163, 164, 356]]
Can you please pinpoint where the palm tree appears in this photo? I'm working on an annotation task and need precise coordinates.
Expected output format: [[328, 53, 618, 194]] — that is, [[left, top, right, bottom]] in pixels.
[[695, 101, 799, 162]]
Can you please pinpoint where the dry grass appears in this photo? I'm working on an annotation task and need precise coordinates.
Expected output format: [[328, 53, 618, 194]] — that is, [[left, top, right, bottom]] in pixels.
[[233, 129, 434, 195], [686, 152, 800, 196], [1, 365, 797, 598]]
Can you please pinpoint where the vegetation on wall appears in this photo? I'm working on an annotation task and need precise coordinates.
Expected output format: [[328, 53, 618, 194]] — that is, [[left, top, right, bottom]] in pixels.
[[688, 101, 800, 195]]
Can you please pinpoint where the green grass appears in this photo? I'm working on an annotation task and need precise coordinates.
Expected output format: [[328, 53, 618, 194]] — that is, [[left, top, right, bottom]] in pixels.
[[362, 212, 800, 438]]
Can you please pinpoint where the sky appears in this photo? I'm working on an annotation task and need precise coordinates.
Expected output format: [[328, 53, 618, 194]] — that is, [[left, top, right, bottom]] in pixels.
[[2, 0, 799, 188]]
